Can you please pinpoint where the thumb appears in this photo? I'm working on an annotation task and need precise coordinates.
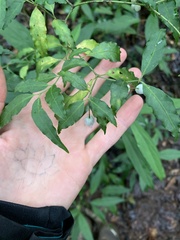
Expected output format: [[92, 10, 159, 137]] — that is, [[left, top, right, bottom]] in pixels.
[[0, 67, 7, 114]]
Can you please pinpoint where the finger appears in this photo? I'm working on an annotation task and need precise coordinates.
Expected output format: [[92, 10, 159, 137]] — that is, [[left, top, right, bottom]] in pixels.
[[86, 95, 144, 166], [0, 68, 7, 114], [52, 55, 90, 91], [70, 48, 127, 96], [129, 67, 142, 78]]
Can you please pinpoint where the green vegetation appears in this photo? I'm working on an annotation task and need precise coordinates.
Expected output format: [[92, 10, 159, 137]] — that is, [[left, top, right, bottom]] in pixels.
[[0, 0, 180, 238]]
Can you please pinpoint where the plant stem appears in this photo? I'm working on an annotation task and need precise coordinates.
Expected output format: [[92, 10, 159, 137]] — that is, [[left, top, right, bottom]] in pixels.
[[151, 8, 180, 37], [156, 0, 167, 4], [73, 0, 144, 8], [64, 0, 145, 21], [26, 0, 35, 4], [65, 0, 73, 7]]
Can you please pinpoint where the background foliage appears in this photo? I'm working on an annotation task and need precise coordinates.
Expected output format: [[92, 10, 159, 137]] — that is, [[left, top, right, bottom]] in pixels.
[[0, 0, 180, 239]]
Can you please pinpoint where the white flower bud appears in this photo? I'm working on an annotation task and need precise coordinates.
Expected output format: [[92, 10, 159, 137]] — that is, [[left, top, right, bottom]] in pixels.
[[84, 116, 95, 126], [135, 84, 143, 94]]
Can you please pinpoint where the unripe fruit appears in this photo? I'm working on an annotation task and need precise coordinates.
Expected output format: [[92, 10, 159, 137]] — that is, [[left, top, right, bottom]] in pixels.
[[131, 4, 141, 12], [84, 116, 95, 126], [135, 84, 143, 94]]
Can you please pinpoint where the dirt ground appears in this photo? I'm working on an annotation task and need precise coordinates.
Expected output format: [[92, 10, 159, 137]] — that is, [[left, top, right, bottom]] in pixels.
[[104, 160, 180, 240]]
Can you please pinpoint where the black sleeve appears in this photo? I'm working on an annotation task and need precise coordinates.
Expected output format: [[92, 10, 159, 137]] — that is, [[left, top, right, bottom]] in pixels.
[[0, 200, 74, 240]]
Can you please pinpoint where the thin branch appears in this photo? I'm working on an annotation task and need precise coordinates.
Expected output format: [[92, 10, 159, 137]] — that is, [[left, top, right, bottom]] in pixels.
[[151, 8, 180, 37], [73, 0, 144, 8]]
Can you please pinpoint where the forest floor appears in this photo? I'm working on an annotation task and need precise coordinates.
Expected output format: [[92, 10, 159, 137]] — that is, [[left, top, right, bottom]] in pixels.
[[97, 157, 180, 240]]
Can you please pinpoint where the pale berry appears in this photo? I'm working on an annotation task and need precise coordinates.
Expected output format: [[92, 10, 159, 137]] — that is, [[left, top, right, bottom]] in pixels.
[[131, 4, 141, 12], [84, 116, 95, 126], [135, 84, 143, 94]]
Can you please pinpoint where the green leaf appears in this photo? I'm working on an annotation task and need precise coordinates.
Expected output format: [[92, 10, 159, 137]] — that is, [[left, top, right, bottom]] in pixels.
[[90, 161, 104, 195], [81, 4, 94, 22], [89, 97, 117, 133], [92, 206, 106, 222], [107, 67, 138, 83], [58, 100, 84, 131], [0, 45, 12, 55], [15, 80, 48, 93], [44, 1, 54, 15], [0, 20, 33, 50], [91, 197, 124, 207], [30, 7, 47, 56], [19, 65, 29, 79], [95, 14, 139, 35], [70, 219, 80, 240], [141, 29, 166, 76], [71, 23, 81, 43], [52, 19, 74, 48], [175, 0, 180, 7], [122, 132, 154, 187], [69, 48, 91, 58], [145, 14, 159, 41], [102, 185, 130, 196], [140, 103, 153, 114], [60, 71, 87, 90], [36, 72, 56, 83], [0, 0, 6, 29], [131, 122, 165, 179], [32, 98, 68, 152], [64, 90, 89, 108], [47, 35, 60, 49], [45, 85, 66, 119], [36, 57, 59, 73], [157, 1, 180, 41], [0, 94, 32, 128], [78, 214, 94, 240], [89, 42, 120, 62], [110, 82, 128, 114], [4, 0, 24, 28], [95, 6, 113, 15], [140, 0, 156, 7], [76, 39, 98, 54], [17, 47, 34, 59], [62, 58, 88, 71], [159, 149, 180, 161], [143, 83, 180, 135], [77, 23, 95, 44], [172, 98, 180, 109], [34, 0, 45, 3]]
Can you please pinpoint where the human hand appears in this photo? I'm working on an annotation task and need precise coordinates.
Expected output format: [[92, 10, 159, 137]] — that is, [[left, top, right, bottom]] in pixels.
[[0, 49, 143, 209]]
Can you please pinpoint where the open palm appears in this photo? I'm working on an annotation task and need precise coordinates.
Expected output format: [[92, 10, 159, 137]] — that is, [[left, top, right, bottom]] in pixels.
[[0, 50, 143, 209]]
